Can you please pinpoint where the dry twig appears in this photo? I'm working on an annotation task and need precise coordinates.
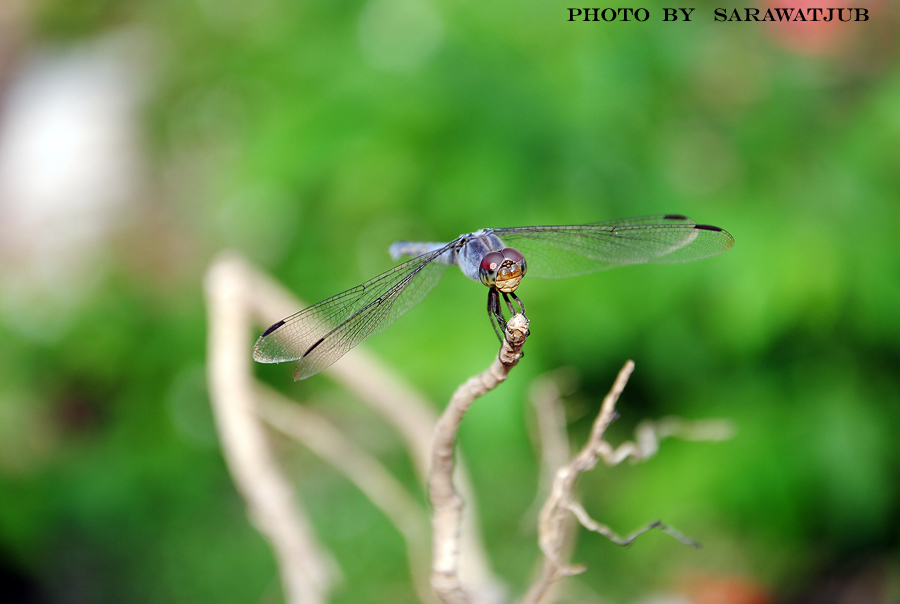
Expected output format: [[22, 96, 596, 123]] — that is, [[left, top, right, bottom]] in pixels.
[[255, 384, 437, 604], [205, 254, 332, 604], [206, 252, 732, 604], [521, 361, 733, 604], [205, 252, 503, 604], [429, 314, 531, 604]]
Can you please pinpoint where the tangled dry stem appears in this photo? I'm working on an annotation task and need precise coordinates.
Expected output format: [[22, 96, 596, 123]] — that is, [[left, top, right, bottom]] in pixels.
[[429, 314, 530, 604], [207, 252, 732, 604]]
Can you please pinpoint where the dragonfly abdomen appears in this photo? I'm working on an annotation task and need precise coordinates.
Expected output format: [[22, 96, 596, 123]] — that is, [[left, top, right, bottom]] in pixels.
[[389, 241, 447, 260]]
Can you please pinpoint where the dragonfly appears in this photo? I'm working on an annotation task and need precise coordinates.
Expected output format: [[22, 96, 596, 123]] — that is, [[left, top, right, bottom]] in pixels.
[[253, 214, 734, 380]]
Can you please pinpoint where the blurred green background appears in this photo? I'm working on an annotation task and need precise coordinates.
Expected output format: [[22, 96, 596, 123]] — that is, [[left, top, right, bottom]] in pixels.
[[1, 0, 898, 602]]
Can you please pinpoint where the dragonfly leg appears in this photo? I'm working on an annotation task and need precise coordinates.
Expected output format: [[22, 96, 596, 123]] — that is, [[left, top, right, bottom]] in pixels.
[[487, 288, 506, 343], [503, 291, 526, 316]]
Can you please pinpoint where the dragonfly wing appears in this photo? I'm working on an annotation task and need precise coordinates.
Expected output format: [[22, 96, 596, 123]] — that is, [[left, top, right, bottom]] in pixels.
[[494, 215, 733, 279], [253, 247, 451, 380]]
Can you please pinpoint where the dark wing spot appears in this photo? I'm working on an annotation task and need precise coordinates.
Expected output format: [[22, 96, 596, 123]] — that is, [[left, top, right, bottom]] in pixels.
[[663, 214, 688, 220], [694, 224, 723, 232], [304, 336, 326, 357], [261, 320, 286, 337]]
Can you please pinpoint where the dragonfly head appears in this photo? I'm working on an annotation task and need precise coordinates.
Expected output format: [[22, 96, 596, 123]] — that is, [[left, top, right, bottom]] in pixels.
[[479, 247, 527, 293]]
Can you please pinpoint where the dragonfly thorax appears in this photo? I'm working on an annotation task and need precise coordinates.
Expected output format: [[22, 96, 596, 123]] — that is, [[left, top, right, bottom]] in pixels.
[[479, 247, 527, 293]]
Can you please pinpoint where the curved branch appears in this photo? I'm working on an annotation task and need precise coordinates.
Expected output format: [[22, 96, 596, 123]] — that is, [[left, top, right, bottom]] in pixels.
[[429, 314, 531, 604], [522, 361, 733, 604], [205, 254, 332, 604]]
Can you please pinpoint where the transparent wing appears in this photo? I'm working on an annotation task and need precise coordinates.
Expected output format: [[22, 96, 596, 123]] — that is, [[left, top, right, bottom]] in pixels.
[[493, 215, 734, 279], [253, 245, 452, 380]]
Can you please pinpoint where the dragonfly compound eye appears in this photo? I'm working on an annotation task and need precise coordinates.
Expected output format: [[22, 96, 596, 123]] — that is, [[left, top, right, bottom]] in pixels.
[[493, 247, 526, 293], [502, 247, 526, 277], [479, 251, 505, 287]]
